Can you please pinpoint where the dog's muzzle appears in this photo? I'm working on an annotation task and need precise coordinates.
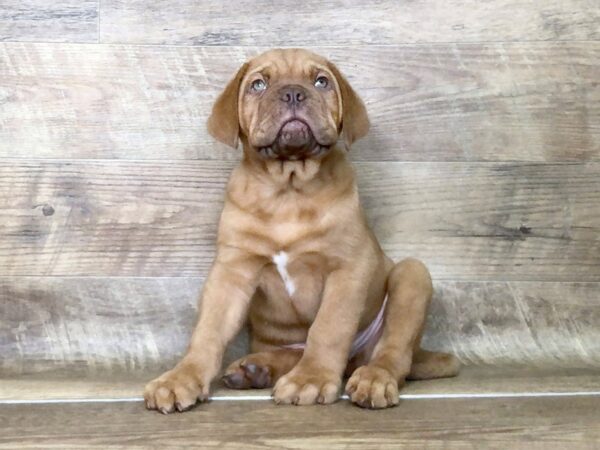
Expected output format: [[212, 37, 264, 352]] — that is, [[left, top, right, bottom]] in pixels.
[[258, 119, 330, 160]]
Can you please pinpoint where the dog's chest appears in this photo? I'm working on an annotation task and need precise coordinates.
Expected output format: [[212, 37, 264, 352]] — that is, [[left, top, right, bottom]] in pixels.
[[259, 251, 327, 321], [272, 251, 296, 296]]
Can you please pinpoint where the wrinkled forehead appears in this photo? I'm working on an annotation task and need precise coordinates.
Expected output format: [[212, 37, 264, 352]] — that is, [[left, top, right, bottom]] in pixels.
[[245, 49, 331, 81]]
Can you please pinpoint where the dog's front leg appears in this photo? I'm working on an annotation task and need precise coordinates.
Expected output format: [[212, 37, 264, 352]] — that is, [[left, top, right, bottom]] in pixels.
[[144, 249, 263, 414], [272, 267, 367, 405]]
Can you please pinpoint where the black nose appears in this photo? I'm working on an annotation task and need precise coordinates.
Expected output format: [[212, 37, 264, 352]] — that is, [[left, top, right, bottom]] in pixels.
[[279, 85, 307, 106]]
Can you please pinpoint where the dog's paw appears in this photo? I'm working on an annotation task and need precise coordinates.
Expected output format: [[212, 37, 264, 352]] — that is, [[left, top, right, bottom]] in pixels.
[[272, 364, 340, 405], [222, 358, 273, 389], [345, 365, 400, 409], [144, 362, 209, 414]]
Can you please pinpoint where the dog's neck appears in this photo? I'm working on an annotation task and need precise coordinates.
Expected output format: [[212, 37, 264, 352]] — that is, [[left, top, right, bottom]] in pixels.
[[225, 145, 356, 220], [240, 144, 351, 193]]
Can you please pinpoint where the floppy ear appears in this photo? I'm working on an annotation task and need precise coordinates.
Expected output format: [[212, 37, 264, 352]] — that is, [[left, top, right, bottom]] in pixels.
[[327, 62, 370, 147], [207, 62, 249, 148]]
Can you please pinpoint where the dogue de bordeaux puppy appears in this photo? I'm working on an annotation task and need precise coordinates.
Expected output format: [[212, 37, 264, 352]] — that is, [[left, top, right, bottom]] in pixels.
[[144, 48, 459, 412]]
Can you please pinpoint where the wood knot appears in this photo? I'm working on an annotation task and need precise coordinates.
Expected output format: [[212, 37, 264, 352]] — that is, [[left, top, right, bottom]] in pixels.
[[42, 204, 55, 216]]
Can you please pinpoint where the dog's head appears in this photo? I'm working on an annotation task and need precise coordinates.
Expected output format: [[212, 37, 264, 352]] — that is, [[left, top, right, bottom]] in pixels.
[[207, 49, 369, 160]]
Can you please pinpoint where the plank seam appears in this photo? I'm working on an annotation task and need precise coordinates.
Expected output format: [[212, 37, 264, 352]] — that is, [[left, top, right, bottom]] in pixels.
[[97, 0, 101, 44], [0, 158, 596, 166], [2, 391, 600, 405], [1, 277, 599, 284], [0, 41, 599, 48]]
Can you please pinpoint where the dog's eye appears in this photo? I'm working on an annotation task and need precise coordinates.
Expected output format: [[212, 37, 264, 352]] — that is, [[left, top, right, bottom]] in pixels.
[[251, 79, 267, 92], [314, 76, 329, 89]]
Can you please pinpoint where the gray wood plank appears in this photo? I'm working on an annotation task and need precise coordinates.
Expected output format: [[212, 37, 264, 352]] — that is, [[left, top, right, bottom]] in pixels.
[[0, 277, 200, 376], [0, 1, 98, 43], [1, 396, 600, 448], [0, 160, 598, 280], [99, 0, 600, 45], [1, 43, 598, 162], [424, 281, 600, 367], [1, 277, 598, 375]]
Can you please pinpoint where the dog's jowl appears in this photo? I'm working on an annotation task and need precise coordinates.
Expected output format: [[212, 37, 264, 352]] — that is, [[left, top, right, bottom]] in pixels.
[[144, 49, 459, 413]]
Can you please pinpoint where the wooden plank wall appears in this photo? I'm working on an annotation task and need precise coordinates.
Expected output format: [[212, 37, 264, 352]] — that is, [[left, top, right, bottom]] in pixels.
[[0, 0, 599, 375]]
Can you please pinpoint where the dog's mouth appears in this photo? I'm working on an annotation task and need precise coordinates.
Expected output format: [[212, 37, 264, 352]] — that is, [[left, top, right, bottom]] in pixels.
[[258, 119, 331, 160]]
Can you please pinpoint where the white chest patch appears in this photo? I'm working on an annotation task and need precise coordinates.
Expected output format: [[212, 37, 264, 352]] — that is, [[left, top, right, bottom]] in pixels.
[[272, 251, 296, 297]]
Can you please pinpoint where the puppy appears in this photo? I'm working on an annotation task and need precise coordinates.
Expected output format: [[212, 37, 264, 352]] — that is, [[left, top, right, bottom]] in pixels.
[[144, 48, 459, 412]]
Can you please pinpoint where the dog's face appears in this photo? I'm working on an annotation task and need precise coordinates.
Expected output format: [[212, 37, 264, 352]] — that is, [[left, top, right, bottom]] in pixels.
[[238, 50, 341, 160], [208, 49, 369, 161]]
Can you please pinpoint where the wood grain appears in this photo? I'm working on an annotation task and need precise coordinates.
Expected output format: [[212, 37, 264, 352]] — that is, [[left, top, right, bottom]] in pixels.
[[0, 277, 205, 376], [358, 162, 600, 281], [2, 366, 600, 401], [1, 277, 598, 376], [0, 276, 251, 377], [0, 1, 98, 43], [0, 160, 598, 280], [99, 0, 600, 45], [1, 396, 600, 448], [1, 43, 598, 161], [424, 281, 600, 367]]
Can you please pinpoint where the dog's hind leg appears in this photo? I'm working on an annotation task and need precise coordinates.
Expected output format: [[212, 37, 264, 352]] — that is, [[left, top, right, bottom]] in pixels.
[[222, 348, 302, 389], [408, 348, 461, 380], [345, 258, 459, 408]]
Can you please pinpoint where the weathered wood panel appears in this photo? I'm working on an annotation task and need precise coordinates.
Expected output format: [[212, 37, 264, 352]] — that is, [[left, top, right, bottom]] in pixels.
[[0, 161, 224, 277], [358, 162, 600, 281], [1, 43, 598, 161], [1, 277, 598, 376], [424, 281, 600, 367], [2, 396, 600, 448], [100, 0, 600, 45], [0, 277, 204, 376], [0, 1, 98, 43], [0, 161, 598, 280]]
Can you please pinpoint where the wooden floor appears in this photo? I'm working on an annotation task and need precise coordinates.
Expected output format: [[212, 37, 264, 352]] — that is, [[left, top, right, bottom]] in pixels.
[[1, 394, 599, 449], [1, 367, 599, 448], [2, 365, 600, 401]]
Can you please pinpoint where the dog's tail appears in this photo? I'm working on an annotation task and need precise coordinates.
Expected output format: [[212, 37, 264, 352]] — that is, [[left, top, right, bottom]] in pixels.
[[407, 349, 461, 380]]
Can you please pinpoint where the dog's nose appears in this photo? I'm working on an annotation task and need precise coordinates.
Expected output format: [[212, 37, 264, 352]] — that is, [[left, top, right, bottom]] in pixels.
[[279, 85, 306, 106]]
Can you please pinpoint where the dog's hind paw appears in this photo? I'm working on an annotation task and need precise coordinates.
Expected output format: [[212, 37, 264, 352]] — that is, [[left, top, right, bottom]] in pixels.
[[222, 359, 273, 389]]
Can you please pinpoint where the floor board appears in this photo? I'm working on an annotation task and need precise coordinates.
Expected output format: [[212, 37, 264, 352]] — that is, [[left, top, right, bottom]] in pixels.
[[2, 366, 599, 401], [1, 394, 599, 448]]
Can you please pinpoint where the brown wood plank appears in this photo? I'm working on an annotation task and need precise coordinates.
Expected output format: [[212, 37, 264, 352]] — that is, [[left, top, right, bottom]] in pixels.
[[358, 162, 600, 281], [0, 160, 224, 277], [0, 1, 98, 43], [0, 160, 598, 280], [1, 277, 598, 375], [99, 0, 600, 45], [1, 396, 599, 448], [2, 366, 599, 402], [1, 43, 598, 161]]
